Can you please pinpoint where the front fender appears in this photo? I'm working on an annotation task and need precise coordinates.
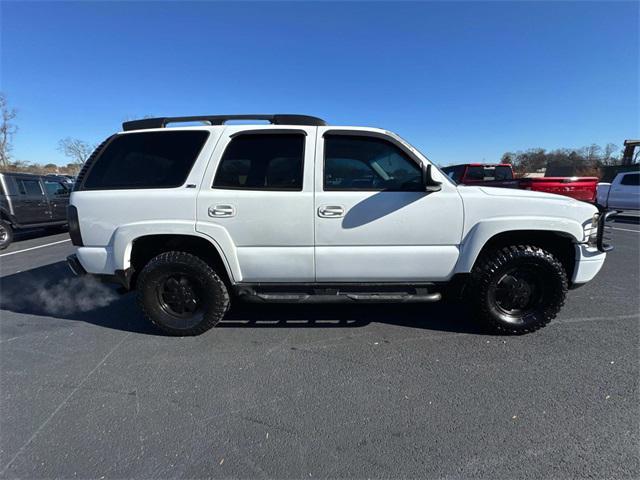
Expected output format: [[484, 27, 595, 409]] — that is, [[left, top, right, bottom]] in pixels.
[[454, 216, 584, 274]]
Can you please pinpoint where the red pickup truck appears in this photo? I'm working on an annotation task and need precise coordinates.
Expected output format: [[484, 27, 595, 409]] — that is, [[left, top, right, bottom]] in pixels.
[[441, 163, 598, 202]]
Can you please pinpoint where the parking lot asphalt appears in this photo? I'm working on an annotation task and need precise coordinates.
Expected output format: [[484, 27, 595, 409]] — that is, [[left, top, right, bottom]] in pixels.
[[0, 218, 638, 479]]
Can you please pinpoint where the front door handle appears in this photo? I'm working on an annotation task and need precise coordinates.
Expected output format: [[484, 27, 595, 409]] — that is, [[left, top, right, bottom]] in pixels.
[[318, 205, 345, 218], [208, 204, 236, 217]]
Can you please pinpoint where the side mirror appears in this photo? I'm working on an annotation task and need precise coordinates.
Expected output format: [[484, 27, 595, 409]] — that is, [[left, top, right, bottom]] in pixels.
[[422, 164, 442, 192]]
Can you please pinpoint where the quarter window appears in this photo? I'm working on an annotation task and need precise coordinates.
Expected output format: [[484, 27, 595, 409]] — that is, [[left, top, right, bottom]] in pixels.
[[213, 134, 304, 190], [324, 135, 422, 191], [82, 131, 209, 190]]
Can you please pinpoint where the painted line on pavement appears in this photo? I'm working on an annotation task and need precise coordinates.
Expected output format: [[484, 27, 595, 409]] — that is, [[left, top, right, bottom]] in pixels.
[[0, 239, 71, 258]]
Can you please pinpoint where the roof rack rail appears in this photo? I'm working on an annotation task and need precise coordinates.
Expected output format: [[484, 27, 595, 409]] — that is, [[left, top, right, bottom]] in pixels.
[[122, 114, 327, 131]]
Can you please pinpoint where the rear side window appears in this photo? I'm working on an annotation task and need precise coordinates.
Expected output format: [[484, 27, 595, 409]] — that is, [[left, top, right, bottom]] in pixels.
[[82, 131, 209, 190], [213, 134, 305, 190], [621, 173, 639, 186]]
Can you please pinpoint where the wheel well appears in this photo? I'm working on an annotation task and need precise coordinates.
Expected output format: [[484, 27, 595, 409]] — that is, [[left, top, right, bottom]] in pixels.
[[476, 230, 577, 281], [129, 234, 232, 289]]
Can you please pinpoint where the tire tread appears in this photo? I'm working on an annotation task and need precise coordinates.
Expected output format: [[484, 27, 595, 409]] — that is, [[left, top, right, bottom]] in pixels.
[[470, 245, 568, 334], [136, 251, 230, 336]]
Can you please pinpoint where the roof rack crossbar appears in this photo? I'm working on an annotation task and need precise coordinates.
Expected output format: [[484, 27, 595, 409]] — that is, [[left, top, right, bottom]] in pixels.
[[122, 114, 327, 131]]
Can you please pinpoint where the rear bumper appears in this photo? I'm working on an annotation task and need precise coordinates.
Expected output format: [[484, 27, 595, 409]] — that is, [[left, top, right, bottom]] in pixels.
[[66, 254, 133, 290]]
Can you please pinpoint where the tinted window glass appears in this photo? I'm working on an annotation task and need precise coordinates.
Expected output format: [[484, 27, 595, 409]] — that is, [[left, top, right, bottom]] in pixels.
[[442, 165, 465, 183], [621, 173, 640, 186], [324, 135, 422, 191], [494, 166, 513, 180], [45, 180, 69, 196], [83, 131, 209, 190], [465, 166, 513, 181], [213, 134, 304, 190], [19, 179, 43, 196]]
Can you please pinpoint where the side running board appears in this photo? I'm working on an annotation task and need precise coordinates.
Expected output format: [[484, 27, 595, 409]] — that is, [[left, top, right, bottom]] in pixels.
[[235, 284, 442, 304]]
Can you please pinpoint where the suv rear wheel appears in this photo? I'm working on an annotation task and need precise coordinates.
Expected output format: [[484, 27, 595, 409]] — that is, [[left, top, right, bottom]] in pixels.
[[470, 245, 568, 334], [0, 220, 13, 250], [137, 251, 230, 336]]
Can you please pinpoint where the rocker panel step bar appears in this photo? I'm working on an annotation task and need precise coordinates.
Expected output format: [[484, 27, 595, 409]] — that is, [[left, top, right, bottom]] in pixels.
[[234, 283, 442, 304]]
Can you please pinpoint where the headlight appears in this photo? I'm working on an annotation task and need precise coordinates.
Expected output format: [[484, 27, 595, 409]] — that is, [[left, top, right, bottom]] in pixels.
[[585, 213, 599, 246]]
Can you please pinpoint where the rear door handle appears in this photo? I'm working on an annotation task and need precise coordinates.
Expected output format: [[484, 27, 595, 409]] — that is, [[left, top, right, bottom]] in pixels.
[[318, 205, 345, 218], [208, 204, 236, 217]]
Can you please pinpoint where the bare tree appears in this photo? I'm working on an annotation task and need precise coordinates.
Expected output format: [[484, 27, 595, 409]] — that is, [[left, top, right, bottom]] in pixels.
[[0, 93, 18, 169], [601, 143, 620, 166], [57, 137, 95, 166]]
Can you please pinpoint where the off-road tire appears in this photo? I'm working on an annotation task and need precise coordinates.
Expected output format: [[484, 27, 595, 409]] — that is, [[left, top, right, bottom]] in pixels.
[[137, 251, 230, 336], [469, 245, 568, 334], [0, 220, 13, 250]]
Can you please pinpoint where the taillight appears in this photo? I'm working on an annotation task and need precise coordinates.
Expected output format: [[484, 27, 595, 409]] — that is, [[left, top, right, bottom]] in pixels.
[[67, 205, 83, 246]]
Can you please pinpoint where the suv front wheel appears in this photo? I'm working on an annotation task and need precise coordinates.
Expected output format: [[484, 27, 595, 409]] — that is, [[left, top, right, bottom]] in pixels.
[[470, 245, 568, 334], [137, 251, 230, 336]]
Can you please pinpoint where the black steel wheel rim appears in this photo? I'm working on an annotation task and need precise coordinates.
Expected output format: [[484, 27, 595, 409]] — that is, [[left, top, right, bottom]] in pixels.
[[490, 264, 547, 321], [156, 273, 203, 320]]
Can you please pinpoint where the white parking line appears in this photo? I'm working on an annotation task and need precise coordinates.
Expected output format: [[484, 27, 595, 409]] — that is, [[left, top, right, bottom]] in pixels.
[[611, 227, 640, 233], [0, 239, 71, 258]]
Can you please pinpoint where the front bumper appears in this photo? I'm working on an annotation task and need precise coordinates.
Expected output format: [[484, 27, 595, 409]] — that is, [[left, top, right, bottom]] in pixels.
[[572, 245, 606, 285]]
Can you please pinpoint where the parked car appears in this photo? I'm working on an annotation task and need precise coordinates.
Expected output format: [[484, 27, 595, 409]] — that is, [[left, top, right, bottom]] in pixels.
[[597, 171, 640, 211], [0, 172, 71, 249], [67, 114, 611, 336], [442, 163, 598, 202], [46, 173, 75, 187]]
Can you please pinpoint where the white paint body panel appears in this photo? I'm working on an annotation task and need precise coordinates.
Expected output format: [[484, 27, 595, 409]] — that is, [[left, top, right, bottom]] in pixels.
[[314, 126, 463, 281], [195, 125, 317, 282], [454, 186, 600, 274], [71, 123, 607, 289], [572, 244, 606, 284]]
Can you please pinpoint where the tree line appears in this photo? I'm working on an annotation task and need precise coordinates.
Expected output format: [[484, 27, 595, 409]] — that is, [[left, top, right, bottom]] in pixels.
[[501, 144, 626, 177]]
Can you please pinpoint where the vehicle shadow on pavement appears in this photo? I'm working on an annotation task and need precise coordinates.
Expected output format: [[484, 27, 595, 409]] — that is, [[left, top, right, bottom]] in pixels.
[[0, 261, 486, 336]]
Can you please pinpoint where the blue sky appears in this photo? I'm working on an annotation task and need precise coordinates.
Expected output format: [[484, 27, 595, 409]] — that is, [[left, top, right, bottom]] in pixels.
[[1, 1, 638, 166]]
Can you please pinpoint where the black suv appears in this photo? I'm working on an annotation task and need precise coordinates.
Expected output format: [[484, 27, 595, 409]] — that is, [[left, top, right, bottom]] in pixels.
[[0, 172, 71, 249]]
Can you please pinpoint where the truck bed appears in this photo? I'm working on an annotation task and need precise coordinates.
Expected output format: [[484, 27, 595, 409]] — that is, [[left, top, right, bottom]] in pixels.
[[517, 177, 598, 202]]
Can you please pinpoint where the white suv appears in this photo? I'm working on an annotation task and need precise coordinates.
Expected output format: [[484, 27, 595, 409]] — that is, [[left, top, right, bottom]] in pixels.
[[67, 114, 611, 335]]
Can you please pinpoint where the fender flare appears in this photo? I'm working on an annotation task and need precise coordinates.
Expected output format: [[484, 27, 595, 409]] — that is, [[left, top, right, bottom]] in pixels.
[[454, 216, 583, 274], [111, 221, 241, 283]]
